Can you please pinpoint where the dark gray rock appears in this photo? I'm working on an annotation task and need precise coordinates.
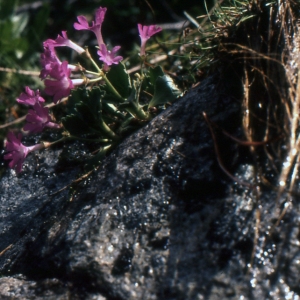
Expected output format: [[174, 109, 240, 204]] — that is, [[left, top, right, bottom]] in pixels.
[[1, 75, 299, 299]]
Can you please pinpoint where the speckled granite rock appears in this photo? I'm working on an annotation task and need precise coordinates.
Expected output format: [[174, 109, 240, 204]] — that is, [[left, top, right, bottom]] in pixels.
[[1, 75, 299, 299]]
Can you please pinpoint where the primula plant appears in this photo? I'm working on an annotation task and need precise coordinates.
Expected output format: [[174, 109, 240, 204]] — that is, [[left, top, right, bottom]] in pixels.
[[3, 6, 181, 174]]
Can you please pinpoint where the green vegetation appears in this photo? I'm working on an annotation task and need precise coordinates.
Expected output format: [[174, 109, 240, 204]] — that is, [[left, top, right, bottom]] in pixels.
[[2, 0, 300, 201]]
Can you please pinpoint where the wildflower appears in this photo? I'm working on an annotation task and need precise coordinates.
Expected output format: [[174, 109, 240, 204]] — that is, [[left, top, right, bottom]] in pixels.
[[43, 31, 85, 54], [23, 103, 61, 134], [97, 44, 123, 69], [74, 6, 107, 47], [40, 46, 61, 80], [40, 46, 78, 80], [137, 24, 162, 56], [16, 87, 45, 106], [44, 61, 85, 103], [4, 132, 44, 174]]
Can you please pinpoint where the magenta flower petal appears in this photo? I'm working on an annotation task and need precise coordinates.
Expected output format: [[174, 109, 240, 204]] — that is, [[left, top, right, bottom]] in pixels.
[[97, 44, 123, 66], [4, 132, 44, 173], [16, 87, 45, 106], [73, 7, 107, 46], [23, 103, 60, 134], [40, 46, 61, 79], [43, 31, 85, 54], [44, 79, 72, 103], [94, 7, 107, 25], [137, 24, 162, 56], [44, 61, 73, 103], [44, 61, 84, 103], [138, 24, 162, 40], [73, 15, 90, 30]]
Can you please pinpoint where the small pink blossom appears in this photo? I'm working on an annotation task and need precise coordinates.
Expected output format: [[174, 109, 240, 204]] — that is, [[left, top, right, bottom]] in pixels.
[[40, 46, 61, 80], [16, 87, 45, 106], [43, 31, 85, 54], [40, 46, 78, 80], [4, 132, 44, 174], [23, 103, 61, 134], [44, 61, 73, 103], [74, 7, 107, 47], [137, 24, 162, 56], [97, 44, 123, 68], [44, 61, 84, 103]]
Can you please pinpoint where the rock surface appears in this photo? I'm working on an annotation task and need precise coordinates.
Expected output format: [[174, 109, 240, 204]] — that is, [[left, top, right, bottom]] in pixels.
[[1, 75, 299, 299]]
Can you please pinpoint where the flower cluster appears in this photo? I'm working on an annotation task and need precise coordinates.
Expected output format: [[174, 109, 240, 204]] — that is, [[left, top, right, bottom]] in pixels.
[[17, 86, 60, 133], [4, 6, 163, 174]]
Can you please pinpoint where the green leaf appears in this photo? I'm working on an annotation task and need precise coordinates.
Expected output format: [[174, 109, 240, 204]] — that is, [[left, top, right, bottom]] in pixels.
[[117, 116, 136, 135], [78, 87, 103, 120], [141, 66, 165, 96], [102, 102, 125, 120], [148, 75, 181, 108], [148, 66, 164, 86], [106, 62, 131, 98], [0, 0, 17, 19], [62, 114, 91, 135], [0, 20, 14, 42], [62, 87, 105, 136], [12, 13, 29, 37], [126, 79, 139, 105], [67, 87, 102, 115], [75, 102, 100, 126], [0, 18, 29, 58], [119, 78, 148, 120], [66, 88, 86, 115]]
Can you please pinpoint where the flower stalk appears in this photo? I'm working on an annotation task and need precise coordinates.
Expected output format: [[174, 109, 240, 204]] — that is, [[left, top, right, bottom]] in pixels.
[[102, 74, 125, 103], [99, 119, 119, 141], [84, 48, 102, 73]]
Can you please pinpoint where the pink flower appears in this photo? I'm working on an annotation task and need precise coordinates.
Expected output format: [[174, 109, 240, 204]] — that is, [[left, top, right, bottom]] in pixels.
[[74, 7, 107, 47], [44, 61, 84, 103], [40, 46, 61, 80], [16, 87, 45, 106], [137, 24, 162, 56], [43, 31, 85, 54], [40, 46, 78, 80], [4, 132, 44, 174], [23, 103, 61, 134], [97, 44, 123, 68]]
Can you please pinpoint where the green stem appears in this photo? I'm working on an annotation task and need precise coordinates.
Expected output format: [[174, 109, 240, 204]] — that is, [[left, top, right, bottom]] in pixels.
[[83, 48, 124, 103], [70, 136, 112, 143], [140, 60, 145, 77], [85, 70, 101, 76], [126, 104, 149, 120], [99, 119, 119, 141], [89, 77, 104, 83], [126, 77, 149, 120], [42, 135, 112, 150], [84, 48, 102, 73], [102, 74, 125, 103], [103, 144, 112, 152], [43, 136, 70, 148]]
